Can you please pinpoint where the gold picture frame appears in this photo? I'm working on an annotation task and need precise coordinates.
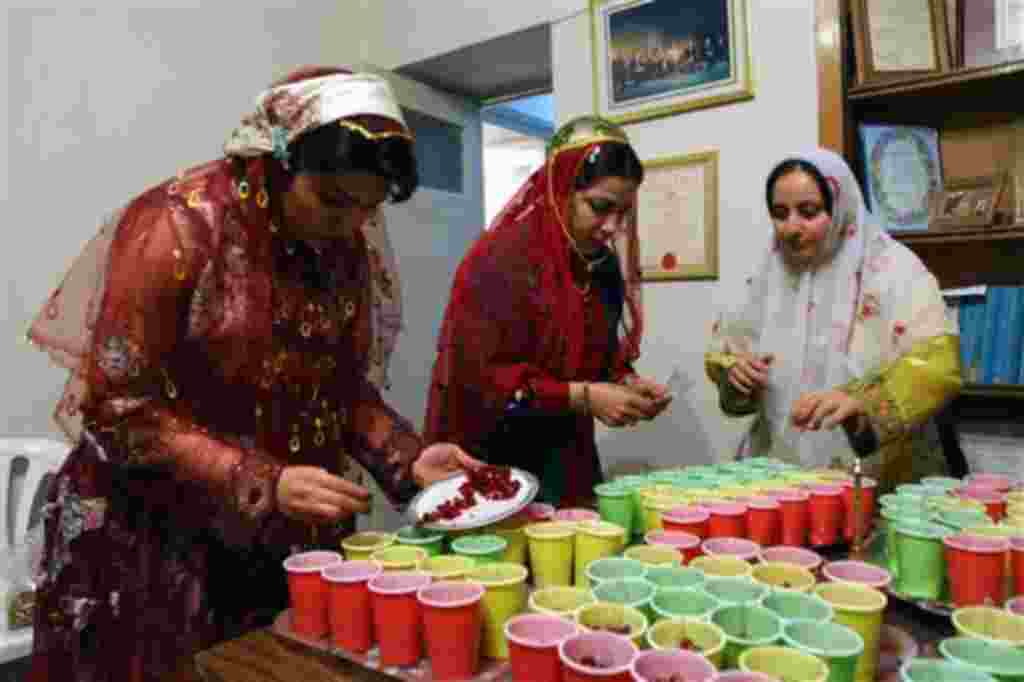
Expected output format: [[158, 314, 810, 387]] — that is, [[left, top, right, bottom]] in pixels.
[[637, 150, 719, 282], [850, 0, 952, 86], [928, 173, 1007, 230], [590, 0, 755, 126]]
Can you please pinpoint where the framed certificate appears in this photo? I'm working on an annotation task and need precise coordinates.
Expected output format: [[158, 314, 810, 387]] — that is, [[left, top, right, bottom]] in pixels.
[[850, 0, 952, 85], [859, 124, 944, 233]]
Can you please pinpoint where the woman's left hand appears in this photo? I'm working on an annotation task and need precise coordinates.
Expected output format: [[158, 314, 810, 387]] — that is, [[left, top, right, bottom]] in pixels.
[[412, 443, 485, 488], [791, 390, 864, 431]]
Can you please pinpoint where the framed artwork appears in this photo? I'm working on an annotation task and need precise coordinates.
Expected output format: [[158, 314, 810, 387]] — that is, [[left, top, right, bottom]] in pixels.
[[850, 0, 952, 85], [636, 150, 719, 281], [858, 124, 944, 233], [928, 173, 1007, 229], [962, 0, 1024, 68], [589, 0, 754, 126]]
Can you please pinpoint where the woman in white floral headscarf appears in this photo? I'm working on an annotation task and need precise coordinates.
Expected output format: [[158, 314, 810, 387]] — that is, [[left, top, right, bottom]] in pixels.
[[706, 148, 961, 489]]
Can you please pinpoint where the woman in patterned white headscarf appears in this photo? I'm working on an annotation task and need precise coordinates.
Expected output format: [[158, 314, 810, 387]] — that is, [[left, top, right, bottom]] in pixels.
[[26, 66, 478, 682], [707, 149, 961, 489]]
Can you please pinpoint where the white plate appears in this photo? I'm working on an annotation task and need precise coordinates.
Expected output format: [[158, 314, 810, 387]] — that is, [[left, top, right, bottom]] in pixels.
[[407, 468, 539, 532]]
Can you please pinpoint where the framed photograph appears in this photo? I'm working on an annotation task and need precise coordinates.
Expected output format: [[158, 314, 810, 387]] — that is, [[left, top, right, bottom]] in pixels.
[[589, 0, 754, 126], [858, 124, 944, 233], [929, 173, 1007, 229], [850, 0, 952, 85], [962, 0, 1024, 68], [636, 150, 718, 281]]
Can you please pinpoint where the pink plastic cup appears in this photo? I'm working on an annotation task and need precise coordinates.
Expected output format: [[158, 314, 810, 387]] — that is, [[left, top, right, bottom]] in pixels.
[[505, 613, 579, 682], [807, 484, 843, 546], [662, 506, 711, 539], [760, 545, 824, 573], [967, 473, 1015, 492], [746, 497, 781, 548], [630, 648, 717, 682], [559, 631, 639, 682], [702, 537, 762, 563], [526, 502, 557, 522], [418, 580, 486, 681], [555, 508, 602, 524], [645, 530, 703, 564], [778, 490, 810, 547], [822, 559, 893, 590], [841, 477, 878, 542], [283, 550, 343, 638], [322, 560, 382, 652], [368, 571, 432, 667], [942, 534, 1009, 608], [707, 502, 748, 539]]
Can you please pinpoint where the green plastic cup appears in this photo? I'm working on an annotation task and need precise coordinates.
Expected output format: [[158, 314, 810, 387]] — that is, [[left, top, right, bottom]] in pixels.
[[922, 476, 964, 492], [646, 618, 727, 669], [701, 576, 770, 607], [585, 557, 648, 585], [881, 507, 933, 579], [900, 658, 998, 682], [591, 578, 657, 620], [643, 565, 706, 592], [784, 619, 865, 682], [711, 603, 784, 669], [594, 482, 634, 538], [893, 520, 950, 601], [528, 585, 596, 618], [761, 590, 835, 625], [650, 587, 721, 622], [395, 525, 446, 557], [450, 534, 508, 565], [939, 636, 1024, 681]]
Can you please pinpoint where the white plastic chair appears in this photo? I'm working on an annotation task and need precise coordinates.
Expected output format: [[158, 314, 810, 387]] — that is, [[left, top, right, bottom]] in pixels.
[[0, 436, 70, 664]]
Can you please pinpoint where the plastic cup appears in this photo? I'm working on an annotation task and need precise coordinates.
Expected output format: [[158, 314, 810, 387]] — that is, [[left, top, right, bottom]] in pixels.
[[779, 490, 811, 547], [418, 580, 486, 680], [702, 537, 762, 563], [1012, 538, 1024, 597], [340, 531, 395, 561], [952, 606, 1024, 647], [321, 560, 382, 653], [422, 554, 477, 581], [759, 546, 824, 573], [576, 521, 628, 587], [630, 648, 717, 682], [395, 525, 446, 557], [368, 571, 432, 667], [595, 483, 635, 538], [643, 565, 706, 592], [893, 520, 949, 600], [492, 514, 530, 565], [526, 502, 557, 522], [784, 619, 865, 682], [881, 506, 933, 580], [559, 631, 639, 682], [505, 613, 579, 682], [651, 587, 721, 623], [646, 530, 702, 564], [822, 560, 892, 591], [900, 658, 998, 682], [938, 636, 1024, 682], [739, 645, 829, 682], [936, 508, 992, 533], [841, 477, 878, 543], [587, 557, 649, 585], [283, 550, 343, 638], [690, 554, 754, 579], [969, 474, 1016, 493], [751, 561, 817, 594], [814, 582, 887, 682], [701, 577, 770, 607], [467, 562, 529, 659], [808, 484, 844, 547], [555, 507, 602, 525], [707, 502, 749, 539], [576, 602, 649, 649], [944, 534, 1010, 607], [646, 618, 726, 668], [592, 578, 657, 621], [643, 495, 679, 533], [451, 534, 509, 565], [623, 544, 683, 569], [710, 604, 784, 669], [746, 497, 782, 547], [708, 673, 781, 682], [761, 590, 834, 625], [370, 544, 428, 572], [958, 488, 1009, 522], [922, 476, 964, 492], [529, 586, 597, 618], [1008, 596, 1024, 616], [663, 505, 711, 538], [525, 521, 575, 588]]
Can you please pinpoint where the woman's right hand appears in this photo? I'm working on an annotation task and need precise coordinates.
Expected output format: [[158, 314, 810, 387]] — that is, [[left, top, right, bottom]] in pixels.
[[587, 382, 660, 427], [276, 466, 371, 524], [727, 352, 774, 395]]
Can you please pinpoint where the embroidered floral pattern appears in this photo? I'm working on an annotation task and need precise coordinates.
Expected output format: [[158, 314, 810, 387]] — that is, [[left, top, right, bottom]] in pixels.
[[859, 293, 881, 320], [96, 335, 143, 381], [41, 477, 107, 585]]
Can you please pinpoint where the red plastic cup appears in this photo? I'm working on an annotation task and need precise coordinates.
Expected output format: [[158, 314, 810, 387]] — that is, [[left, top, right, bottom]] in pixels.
[[746, 497, 781, 547], [1011, 537, 1024, 597], [368, 571, 432, 667], [559, 631, 639, 682], [807, 484, 843, 546], [417, 580, 486, 680], [555, 508, 602, 523], [630, 648, 717, 682], [526, 502, 557, 522], [701, 537, 762, 563], [841, 477, 878, 541], [956, 487, 1007, 521], [505, 613, 579, 682], [645, 530, 702, 564], [943, 534, 1009, 607], [967, 473, 1015, 492], [322, 560, 382, 652], [777, 490, 810, 547], [759, 545, 824, 573], [822, 559, 892, 590], [662, 506, 710, 539], [706, 502, 748, 539], [283, 550, 343, 638]]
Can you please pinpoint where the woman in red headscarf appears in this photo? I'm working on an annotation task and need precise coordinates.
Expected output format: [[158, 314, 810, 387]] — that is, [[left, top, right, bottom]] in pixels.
[[25, 66, 479, 682], [424, 116, 672, 507]]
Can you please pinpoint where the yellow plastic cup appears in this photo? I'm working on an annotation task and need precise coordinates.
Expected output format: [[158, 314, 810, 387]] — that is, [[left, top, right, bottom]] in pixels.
[[623, 544, 683, 569], [642, 495, 678, 532], [814, 581, 887, 682], [646, 617, 726, 669], [528, 586, 596, 618], [467, 562, 529, 659], [422, 554, 476, 581], [340, 531, 395, 561], [952, 606, 1024, 647], [690, 554, 754, 579], [751, 561, 817, 594], [524, 521, 575, 588], [574, 520, 627, 587], [491, 515, 529, 565], [575, 602, 649, 649], [739, 645, 829, 682], [369, 545, 428, 572]]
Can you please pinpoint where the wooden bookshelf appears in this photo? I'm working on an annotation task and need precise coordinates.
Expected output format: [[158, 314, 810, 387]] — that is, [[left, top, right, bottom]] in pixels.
[[891, 224, 1024, 289]]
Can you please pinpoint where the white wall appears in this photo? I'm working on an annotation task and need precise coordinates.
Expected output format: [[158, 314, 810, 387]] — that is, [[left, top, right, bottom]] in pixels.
[[483, 125, 546, 225], [553, 2, 820, 470]]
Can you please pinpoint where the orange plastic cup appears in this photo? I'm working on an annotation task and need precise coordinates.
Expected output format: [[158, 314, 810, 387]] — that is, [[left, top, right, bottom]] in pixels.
[[282, 550, 343, 638]]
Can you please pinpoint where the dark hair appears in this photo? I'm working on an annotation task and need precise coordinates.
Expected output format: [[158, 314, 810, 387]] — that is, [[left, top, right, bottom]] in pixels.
[[765, 159, 833, 217], [287, 124, 419, 203], [574, 142, 645, 190]]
